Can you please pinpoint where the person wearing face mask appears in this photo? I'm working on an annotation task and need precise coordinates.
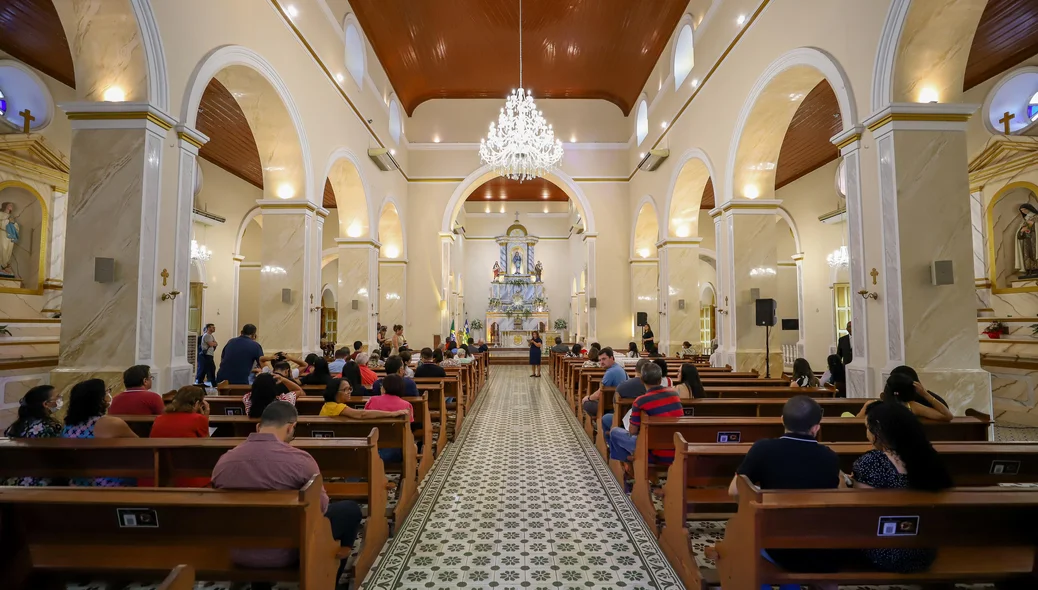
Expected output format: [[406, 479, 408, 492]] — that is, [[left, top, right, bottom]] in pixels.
[[211, 401, 362, 589], [4, 385, 63, 486]]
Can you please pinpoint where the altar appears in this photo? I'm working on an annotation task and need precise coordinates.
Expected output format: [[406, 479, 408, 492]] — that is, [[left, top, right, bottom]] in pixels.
[[483, 214, 553, 346]]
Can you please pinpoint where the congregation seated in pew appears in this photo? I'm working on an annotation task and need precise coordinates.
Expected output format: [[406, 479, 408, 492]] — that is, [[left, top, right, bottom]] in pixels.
[[244, 372, 302, 417], [211, 401, 361, 590], [63, 378, 138, 486], [147, 385, 211, 487], [607, 362, 683, 470], [789, 358, 820, 389], [675, 362, 705, 399], [328, 347, 349, 374], [109, 364, 164, 416], [2, 384, 62, 486], [373, 356, 421, 397], [415, 347, 447, 378], [581, 347, 628, 417], [858, 368, 953, 422]]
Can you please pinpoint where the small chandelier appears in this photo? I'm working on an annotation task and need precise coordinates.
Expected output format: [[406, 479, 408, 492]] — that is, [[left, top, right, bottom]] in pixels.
[[190, 239, 212, 261], [479, 0, 563, 181], [827, 245, 849, 268]]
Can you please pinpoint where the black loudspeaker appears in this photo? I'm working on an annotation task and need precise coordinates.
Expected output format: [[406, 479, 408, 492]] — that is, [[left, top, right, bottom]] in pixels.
[[755, 299, 777, 327], [636, 312, 648, 327]]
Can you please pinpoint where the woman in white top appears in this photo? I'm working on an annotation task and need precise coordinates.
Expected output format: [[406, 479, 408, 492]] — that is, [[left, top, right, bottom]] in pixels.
[[626, 342, 639, 358], [653, 358, 674, 388], [790, 358, 820, 388]]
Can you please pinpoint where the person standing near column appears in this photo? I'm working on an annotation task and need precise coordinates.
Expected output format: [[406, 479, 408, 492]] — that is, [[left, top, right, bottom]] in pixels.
[[837, 321, 852, 366], [528, 330, 543, 377], [195, 323, 217, 386]]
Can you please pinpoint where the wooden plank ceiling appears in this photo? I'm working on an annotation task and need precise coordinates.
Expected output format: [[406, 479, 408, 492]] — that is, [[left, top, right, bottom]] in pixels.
[[0, 0, 74, 88], [350, 0, 687, 115], [323, 178, 337, 209], [466, 176, 569, 202], [965, 0, 1038, 91], [775, 80, 842, 190], [701, 178, 714, 210], [196, 79, 264, 190]]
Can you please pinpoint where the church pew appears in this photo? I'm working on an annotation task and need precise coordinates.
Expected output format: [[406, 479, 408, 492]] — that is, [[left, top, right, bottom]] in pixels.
[[158, 565, 194, 590], [0, 476, 344, 590], [624, 413, 992, 535], [0, 434, 390, 584], [414, 377, 462, 448], [118, 413, 419, 524], [714, 476, 1038, 589]]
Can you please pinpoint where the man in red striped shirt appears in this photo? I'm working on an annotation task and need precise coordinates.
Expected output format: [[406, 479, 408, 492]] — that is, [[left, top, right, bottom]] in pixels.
[[606, 362, 684, 464]]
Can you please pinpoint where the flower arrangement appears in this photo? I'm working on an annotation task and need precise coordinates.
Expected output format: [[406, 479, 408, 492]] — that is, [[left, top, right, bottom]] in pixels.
[[553, 319, 568, 330], [983, 320, 1009, 339], [470, 319, 484, 331], [488, 298, 501, 311], [506, 277, 528, 287]]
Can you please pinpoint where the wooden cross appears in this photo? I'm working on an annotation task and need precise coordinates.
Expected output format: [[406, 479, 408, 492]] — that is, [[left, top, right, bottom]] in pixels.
[[18, 108, 34, 134], [870, 267, 879, 285], [160, 268, 169, 286], [1000, 111, 1016, 135]]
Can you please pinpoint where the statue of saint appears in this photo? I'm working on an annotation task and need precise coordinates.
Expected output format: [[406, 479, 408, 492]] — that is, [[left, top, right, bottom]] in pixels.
[[534, 260, 543, 282], [512, 249, 522, 275], [1017, 204, 1038, 279], [492, 261, 502, 281], [0, 202, 18, 278]]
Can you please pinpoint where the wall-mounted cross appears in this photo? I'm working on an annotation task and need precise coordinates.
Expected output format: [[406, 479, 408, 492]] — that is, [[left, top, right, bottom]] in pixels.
[[1000, 111, 1016, 135], [160, 268, 169, 287], [870, 267, 879, 285], [18, 109, 35, 134]]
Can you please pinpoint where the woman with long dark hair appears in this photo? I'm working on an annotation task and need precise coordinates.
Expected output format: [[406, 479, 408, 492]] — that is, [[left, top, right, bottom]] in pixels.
[[300, 358, 333, 386], [653, 358, 672, 387], [790, 358, 819, 388], [341, 360, 363, 394], [821, 354, 846, 394], [627, 342, 639, 358], [858, 371, 953, 422], [62, 379, 137, 486], [244, 373, 300, 417], [853, 401, 952, 572], [676, 363, 705, 399], [148, 386, 210, 487], [4, 385, 62, 486], [640, 323, 654, 351], [528, 330, 543, 377]]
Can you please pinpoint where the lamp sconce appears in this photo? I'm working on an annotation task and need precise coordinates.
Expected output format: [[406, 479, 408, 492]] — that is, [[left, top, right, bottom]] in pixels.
[[716, 308, 729, 315], [310, 305, 322, 313], [160, 290, 181, 302], [857, 289, 879, 301]]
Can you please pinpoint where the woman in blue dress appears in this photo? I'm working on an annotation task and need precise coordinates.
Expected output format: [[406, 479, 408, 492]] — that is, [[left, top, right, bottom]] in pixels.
[[528, 330, 542, 377]]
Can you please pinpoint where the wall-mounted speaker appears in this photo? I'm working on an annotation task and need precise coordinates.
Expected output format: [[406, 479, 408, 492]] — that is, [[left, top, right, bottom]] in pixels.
[[351, 299, 359, 310], [931, 260, 954, 285], [750, 287, 761, 301], [589, 297, 597, 308], [636, 312, 648, 326], [94, 258, 115, 283], [678, 299, 686, 310], [755, 298, 777, 327], [281, 288, 292, 304]]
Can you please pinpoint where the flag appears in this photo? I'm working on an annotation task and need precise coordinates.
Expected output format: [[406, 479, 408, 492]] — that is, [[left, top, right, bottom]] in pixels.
[[450, 318, 455, 338]]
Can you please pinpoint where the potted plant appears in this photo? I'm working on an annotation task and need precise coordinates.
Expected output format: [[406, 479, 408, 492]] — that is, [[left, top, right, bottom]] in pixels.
[[470, 319, 483, 338], [553, 319, 567, 331], [984, 320, 1009, 339], [0, 325, 10, 337], [487, 298, 501, 311]]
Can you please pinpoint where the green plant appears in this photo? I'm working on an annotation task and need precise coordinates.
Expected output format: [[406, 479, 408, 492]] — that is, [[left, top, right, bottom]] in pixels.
[[506, 277, 528, 287], [554, 319, 568, 330], [0, 325, 10, 336]]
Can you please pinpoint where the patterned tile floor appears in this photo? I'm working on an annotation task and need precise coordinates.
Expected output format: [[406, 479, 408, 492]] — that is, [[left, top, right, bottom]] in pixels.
[[363, 366, 682, 590]]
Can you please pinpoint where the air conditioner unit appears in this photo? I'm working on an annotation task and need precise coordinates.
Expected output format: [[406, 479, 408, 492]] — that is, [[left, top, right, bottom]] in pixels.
[[638, 149, 670, 171], [368, 148, 399, 171]]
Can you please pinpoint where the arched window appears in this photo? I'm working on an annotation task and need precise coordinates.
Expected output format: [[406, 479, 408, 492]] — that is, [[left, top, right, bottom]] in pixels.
[[673, 23, 694, 89], [0, 88, 6, 116], [636, 98, 648, 145], [983, 67, 1038, 134], [1029, 90, 1038, 121], [344, 18, 366, 88], [389, 97, 402, 143], [0, 60, 53, 130]]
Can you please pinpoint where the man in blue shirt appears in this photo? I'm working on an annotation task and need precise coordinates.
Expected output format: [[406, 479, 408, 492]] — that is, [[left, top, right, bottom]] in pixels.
[[581, 347, 628, 418], [327, 348, 349, 375], [216, 324, 273, 385], [371, 355, 420, 397]]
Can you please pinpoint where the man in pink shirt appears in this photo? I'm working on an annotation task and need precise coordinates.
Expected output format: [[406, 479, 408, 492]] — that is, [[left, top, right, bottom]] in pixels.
[[211, 402, 360, 589], [108, 365, 164, 415]]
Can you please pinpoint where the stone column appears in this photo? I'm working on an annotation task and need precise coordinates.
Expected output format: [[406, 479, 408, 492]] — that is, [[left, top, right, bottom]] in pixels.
[[717, 200, 784, 376], [51, 102, 174, 397], [712, 211, 731, 364], [630, 258, 658, 348], [166, 125, 209, 388], [231, 255, 244, 330], [335, 238, 379, 349], [379, 260, 407, 331], [256, 200, 320, 356], [969, 189, 993, 314], [657, 239, 702, 355], [41, 188, 68, 313], [584, 234, 598, 340], [309, 209, 327, 353], [864, 103, 990, 414], [439, 233, 454, 339]]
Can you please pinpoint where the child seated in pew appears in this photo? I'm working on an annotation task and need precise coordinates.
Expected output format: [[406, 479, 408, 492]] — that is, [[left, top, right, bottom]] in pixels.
[[212, 402, 361, 590], [789, 358, 820, 388], [852, 401, 951, 573], [63, 379, 138, 487], [4, 385, 62, 486]]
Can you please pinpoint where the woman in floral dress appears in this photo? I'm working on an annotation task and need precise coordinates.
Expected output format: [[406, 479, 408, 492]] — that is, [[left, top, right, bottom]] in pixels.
[[3, 385, 63, 486], [62, 378, 138, 486]]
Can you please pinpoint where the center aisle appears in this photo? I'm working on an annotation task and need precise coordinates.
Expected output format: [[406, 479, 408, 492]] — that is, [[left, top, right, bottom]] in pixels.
[[364, 365, 682, 590]]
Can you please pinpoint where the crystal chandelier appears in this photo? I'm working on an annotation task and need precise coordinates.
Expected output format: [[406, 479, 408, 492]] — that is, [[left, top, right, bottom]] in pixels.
[[479, 0, 563, 181], [826, 245, 849, 268], [190, 239, 212, 261]]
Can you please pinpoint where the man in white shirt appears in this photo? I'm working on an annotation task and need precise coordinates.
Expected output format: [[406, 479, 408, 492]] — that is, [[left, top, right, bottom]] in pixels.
[[195, 323, 217, 386], [709, 340, 722, 368]]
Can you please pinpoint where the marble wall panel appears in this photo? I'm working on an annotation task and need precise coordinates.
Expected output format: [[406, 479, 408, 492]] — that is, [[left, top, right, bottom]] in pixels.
[[259, 213, 307, 353], [731, 214, 777, 351], [62, 0, 148, 103], [379, 263, 406, 331], [663, 246, 701, 351], [987, 367, 1038, 426], [337, 246, 374, 347], [991, 291, 1038, 318], [631, 262, 658, 341], [0, 292, 48, 318]]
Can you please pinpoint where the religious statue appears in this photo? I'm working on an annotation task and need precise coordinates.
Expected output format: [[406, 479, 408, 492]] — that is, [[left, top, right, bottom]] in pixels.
[[0, 202, 18, 278], [534, 260, 543, 282], [1017, 204, 1038, 279], [492, 261, 502, 281], [512, 249, 522, 275]]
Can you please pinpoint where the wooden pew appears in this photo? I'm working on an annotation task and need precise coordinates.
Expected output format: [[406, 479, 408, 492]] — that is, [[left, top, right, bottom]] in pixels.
[[0, 476, 343, 589], [119, 414, 419, 524], [715, 476, 1038, 588], [0, 434, 391, 584], [158, 565, 195, 590], [414, 377, 462, 449]]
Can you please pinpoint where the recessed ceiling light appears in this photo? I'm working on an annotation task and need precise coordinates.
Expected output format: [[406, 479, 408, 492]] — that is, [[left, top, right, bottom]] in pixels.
[[389, 149, 396, 155], [335, 73, 345, 83], [736, 14, 746, 25], [286, 4, 299, 18], [543, 206, 549, 213], [691, 78, 699, 88], [570, 135, 577, 143], [661, 121, 668, 129], [433, 136, 441, 143], [639, 152, 645, 159]]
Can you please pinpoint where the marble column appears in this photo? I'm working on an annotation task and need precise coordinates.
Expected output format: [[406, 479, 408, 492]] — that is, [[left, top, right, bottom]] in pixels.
[[716, 200, 784, 376], [51, 102, 174, 397], [257, 200, 322, 355], [657, 239, 702, 355], [41, 188, 68, 313], [712, 211, 731, 364], [864, 103, 991, 415], [832, 126, 874, 397], [231, 255, 245, 330], [336, 238, 379, 349], [630, 259, 658, 346], [379, 260, 407, 331], [970, 189, 993, 313], [584, 234, 598, 340], [440, 233, 454, 339], [166, 125, 209, 389], [309, 210, 327, 353], [792, 253, 806, 358]]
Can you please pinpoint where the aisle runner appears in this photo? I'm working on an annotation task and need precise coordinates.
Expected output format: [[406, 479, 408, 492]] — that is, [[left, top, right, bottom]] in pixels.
[[364, 365, 682, 590]]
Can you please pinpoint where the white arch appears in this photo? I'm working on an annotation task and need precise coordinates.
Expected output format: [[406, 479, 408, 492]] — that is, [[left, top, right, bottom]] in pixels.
[[180, 45, 314, 204], [700, 282, 716, 304], [663, 147, 718, 233], [724, 47, 859, 204], [871, 0, 911, 113], [321, 147, 376, 238], [441, 164, 598, 234], [378, 195, 407, 259], [233, 206, 262, 257], [190, 257, 207, 284], [774, 205, 803, 254], [129, 0, 169, 112], [630, 194, 662, 258], [699, 248, 717, 263]]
